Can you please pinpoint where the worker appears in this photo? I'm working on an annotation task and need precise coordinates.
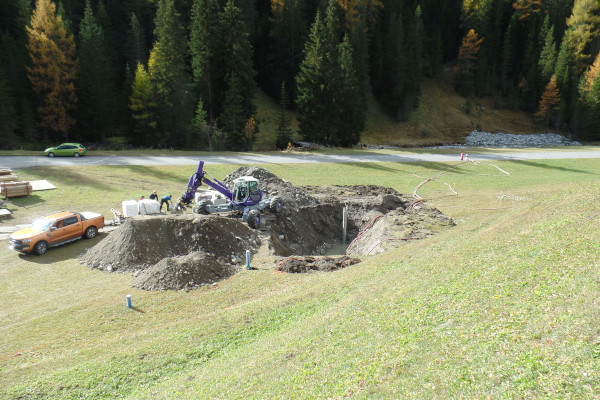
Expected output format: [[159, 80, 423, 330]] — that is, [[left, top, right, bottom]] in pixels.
[[160, 194, 173, 212], [149, 190, 158, 201], [139, 195, 145, 201]]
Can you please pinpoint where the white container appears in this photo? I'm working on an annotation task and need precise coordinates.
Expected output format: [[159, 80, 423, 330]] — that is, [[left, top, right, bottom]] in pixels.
[[138, 199, 160, 215], [122, 200, 139, 217]]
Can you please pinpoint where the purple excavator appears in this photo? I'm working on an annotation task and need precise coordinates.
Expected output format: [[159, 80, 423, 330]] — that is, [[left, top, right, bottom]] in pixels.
[[174, 161, 283, 229]]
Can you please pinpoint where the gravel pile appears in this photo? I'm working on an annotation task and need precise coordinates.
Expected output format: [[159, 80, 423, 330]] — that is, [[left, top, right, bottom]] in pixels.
[[465, 131, 581, 147]]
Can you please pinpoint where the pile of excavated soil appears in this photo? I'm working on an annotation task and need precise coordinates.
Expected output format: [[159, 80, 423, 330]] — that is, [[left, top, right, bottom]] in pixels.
[[80, 214, 260, 273], [82, 167, 454, 288], [132, 251, 238, 291], [345, 203, 455, 255], [276, 256, 361, 273]]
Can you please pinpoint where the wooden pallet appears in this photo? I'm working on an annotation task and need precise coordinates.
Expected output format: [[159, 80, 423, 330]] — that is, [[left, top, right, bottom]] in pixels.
[[0, 180, 32, 198]]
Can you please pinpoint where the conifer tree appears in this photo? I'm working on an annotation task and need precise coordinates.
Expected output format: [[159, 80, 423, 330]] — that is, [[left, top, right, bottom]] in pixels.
[[296, 0, 362, 146], [190, 0, 220, 120], [78, 1, 118, 142], [191, 98, 224, 151], [512, 0, 542, 21], [275, 82, 293, 149], [455, 29, 484, 96], [538, 17, 557, 85], [0, 65, 18, 148], [126, 12, 147, 71], [566, 0, 600, 72], [296, 10, 333, 144], [535, 75, 561, 126], [220, 74, 246, 150], [129, 62, 157, 145], [218, 0, 256, 124], [554, 34, 571, 90], [579, 52, 600, 138], [27, 0, 78, 141], [149, 0, 194, 147], [405, 5, 424, 110], [337, 34, 363, 146], [267, 0, 306, 101]]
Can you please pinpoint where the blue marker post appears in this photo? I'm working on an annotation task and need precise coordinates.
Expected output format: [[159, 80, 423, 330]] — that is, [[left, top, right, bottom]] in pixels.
[[246, 250, 251, 270], [126, 294, 132, 309]]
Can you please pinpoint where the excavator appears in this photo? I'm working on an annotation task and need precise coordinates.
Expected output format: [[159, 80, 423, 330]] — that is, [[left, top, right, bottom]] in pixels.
[[174, 161, 282, 229]]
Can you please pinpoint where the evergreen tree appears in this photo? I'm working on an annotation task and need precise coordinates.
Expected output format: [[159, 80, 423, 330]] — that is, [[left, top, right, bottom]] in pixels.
[[126, 12, 147, 70], [500, 14, 517, 96], [27, 0, 78, 142], [296, 10, 333, 144], [538, 17, 557, 85], [405, 5, 424, 110], [191, 98, 224, 151], [220, 74, 246, 150], [267, 0, 306, 100], [337, 34, 363, 146], [189, 0, 220, 120], [149, 0, 194, 147], [77, 1, 118, 142], [218, 0, 256, 124], [296, 0, 362, 146], [129, 62, 157, 145], [554, 34, 571, 90], [0, 65, 18, 149], [275, 82, 293, 149]]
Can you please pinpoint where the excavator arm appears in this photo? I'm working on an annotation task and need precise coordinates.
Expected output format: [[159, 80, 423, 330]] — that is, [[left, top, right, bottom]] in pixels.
[[175, 161, 233, 209]]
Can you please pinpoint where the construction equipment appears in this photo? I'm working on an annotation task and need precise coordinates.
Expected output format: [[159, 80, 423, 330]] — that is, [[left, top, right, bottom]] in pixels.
[[174, 161, 283, 229]]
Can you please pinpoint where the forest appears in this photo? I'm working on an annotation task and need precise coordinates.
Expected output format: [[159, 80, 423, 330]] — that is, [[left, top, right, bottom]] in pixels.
[[0, 0, 599, 150]]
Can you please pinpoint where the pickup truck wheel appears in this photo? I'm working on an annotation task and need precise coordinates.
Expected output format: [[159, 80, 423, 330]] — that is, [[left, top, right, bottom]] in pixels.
[[247, 210, 260, 229], [270, 196, 283, 213], [84, 226, 98, 239], [34, 241, 48, 255]]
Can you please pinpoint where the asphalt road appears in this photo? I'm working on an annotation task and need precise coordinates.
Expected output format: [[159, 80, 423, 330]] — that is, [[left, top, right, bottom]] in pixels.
[[2, 150, 600, 169]]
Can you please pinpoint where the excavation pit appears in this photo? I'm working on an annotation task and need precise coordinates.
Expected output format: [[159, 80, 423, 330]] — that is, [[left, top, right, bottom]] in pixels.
[[81, 167, 454, 290]]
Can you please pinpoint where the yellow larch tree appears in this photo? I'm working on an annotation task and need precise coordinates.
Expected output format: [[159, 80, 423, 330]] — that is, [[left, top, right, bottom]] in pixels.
[[26, 0, 77, 140]]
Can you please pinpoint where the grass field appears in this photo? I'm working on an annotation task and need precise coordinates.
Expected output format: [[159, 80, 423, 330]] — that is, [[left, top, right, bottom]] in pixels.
[[1, 157, 600, 399]]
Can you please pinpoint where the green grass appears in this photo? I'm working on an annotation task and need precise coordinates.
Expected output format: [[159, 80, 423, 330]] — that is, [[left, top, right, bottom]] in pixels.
[[1, 158, 600, 398]]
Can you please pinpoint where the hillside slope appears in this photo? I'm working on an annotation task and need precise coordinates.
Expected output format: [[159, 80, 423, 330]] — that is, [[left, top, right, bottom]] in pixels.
[[255, 73, 543, 149]]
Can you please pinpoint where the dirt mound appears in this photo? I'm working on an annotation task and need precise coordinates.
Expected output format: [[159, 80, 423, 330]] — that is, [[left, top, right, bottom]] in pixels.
[[223, 166, 319, 206], [276, 256, 361, 273], [82, 167, 454, 290], [345, 204, 454, 255], [80, 214, 260, 273], [132, 251, 238, 291]]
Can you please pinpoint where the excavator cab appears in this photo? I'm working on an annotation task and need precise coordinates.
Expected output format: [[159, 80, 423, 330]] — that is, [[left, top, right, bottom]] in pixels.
[[232, 176, 262, 205]]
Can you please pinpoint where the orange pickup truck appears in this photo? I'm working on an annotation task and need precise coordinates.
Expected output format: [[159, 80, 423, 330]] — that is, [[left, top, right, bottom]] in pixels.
[[9, 211, 105, 255]]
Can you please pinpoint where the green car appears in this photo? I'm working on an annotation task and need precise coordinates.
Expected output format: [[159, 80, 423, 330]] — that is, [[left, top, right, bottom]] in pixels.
[[44, 143, 86, 157]]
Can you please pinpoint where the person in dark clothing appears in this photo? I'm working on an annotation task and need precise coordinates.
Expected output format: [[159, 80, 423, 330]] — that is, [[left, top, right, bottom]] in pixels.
[[149, 190, 158, 201], [160, 194, 172, 212]]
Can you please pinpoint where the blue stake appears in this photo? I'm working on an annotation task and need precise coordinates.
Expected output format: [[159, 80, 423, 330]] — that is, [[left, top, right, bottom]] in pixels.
[[126, 294, 132, 308], [246, 250, 251, 270]]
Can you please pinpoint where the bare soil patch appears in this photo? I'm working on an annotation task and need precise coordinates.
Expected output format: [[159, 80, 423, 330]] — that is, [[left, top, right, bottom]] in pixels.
[[81, 167, 454, 290]]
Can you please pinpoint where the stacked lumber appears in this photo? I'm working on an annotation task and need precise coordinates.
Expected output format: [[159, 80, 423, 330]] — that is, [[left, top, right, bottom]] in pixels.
[[1, 181, 32, 198], [0, 169, 18, 182]]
